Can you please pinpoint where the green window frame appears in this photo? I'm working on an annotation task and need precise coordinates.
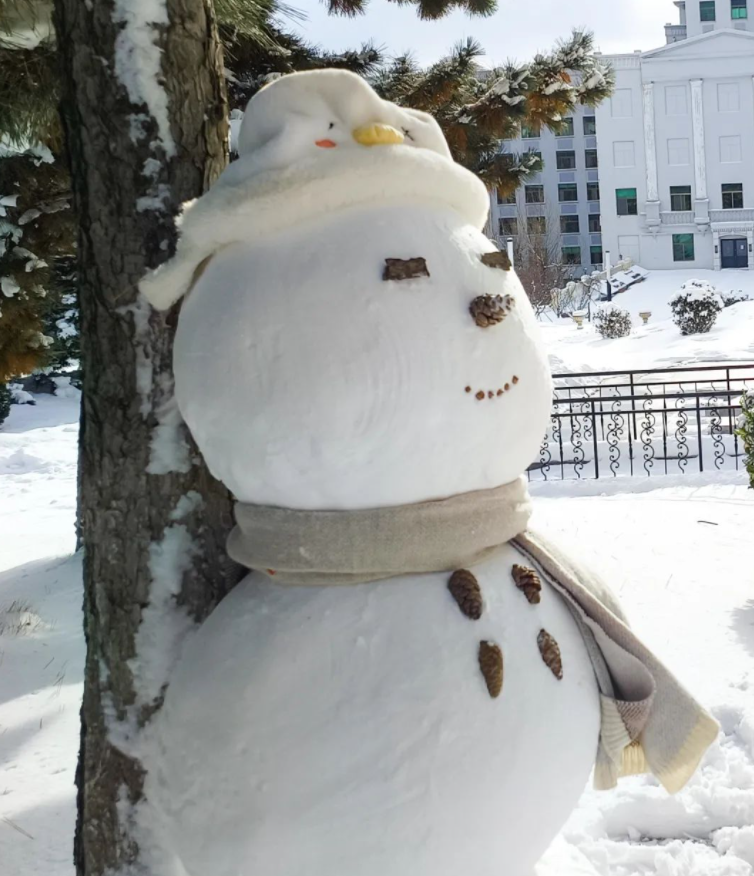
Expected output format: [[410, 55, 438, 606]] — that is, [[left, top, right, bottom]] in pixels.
[[557, 118, 575, 137], [559, 183, 578, 202], [590, 246, 604, 266], [527, 216, 547, 235], [616, 187, 638, 216], [732, 0, 747, 18], [562, 246, 582, 265], [556, 150, 577, 170], [672, 234, 695, 262], [497, 189, 517, 205], [499, 218, 518, 236], [525, 185, 545, 204], [700, 0, 716, 20], [560, 215, 580, 233], [583, 116, 597, 135], [589, 214, 602, 232], [722, 183, 744, 209], [521, 124, 541, 139], [587, 182, 601, 201], [670, 186, 692, 211]]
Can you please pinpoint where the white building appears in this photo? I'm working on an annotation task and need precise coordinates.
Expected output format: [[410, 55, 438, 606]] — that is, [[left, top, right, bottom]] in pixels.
[[598, 0, 754, 270], [487, 103, 603, 276]]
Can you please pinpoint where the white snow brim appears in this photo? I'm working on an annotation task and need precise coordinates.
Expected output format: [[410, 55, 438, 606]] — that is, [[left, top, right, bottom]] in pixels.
[[139, 146, 490, 311]]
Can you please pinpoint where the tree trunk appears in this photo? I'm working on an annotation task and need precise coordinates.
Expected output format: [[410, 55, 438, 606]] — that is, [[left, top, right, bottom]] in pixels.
[[53, 2, 240, 872]]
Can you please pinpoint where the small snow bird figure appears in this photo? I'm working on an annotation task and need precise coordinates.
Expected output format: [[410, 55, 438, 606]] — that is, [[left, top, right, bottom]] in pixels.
[[139, 70, 718, 876]]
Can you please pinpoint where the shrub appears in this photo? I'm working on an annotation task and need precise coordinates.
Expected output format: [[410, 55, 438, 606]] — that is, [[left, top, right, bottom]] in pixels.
[[594, 305, 632, 339], [736, 389, 754, 490], [0, 383, 11, 427], [720, 291, 750, 308], [670, 280, 723, 335]]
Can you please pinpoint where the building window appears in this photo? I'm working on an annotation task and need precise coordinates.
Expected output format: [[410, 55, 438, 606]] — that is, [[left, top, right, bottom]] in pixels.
[[700, 0, 716, 19], [557, 118, 575, 137], [732, 0, 748, 18], [521, 124, 541, 139], [528, 216, 547, 235], [562, 246, 582, 265], [497, 189, 517, 205], [589, 214, 602, 233], [722, 183, 744, 209], [665, 85, 688, 116], [499, 218, 518, 236], [672, 234, 695, 262], [668, 138, 691, 166], [525, 185, 545, 204], [613, 141, 635, 167], [559, 183, 578, 202], [670, 186, 693, 211], [590, 246, 604, 266], [718, 83, 740, 112], [587, 182, 600, 202], [583, 116, 597, 135], [616, 187, 638, 215], [611, 89, 633, 118], [556, 150, 577, 169], [585, 149, 599, 168], [720, 135, 742, 164], [560, 215, 580, 233]]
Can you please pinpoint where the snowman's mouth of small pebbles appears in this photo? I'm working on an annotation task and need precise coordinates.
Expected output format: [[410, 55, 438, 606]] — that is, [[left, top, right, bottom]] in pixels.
[[465, 375, 519, 401]]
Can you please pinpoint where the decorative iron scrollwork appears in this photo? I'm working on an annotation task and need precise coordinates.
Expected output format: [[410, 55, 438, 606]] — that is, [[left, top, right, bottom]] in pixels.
[[606, 401, 624, 477], [641, 397, 656, 475]]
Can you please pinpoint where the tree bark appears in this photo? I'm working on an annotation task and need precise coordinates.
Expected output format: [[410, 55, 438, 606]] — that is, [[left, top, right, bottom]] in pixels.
[[53, 2, 240, 872]]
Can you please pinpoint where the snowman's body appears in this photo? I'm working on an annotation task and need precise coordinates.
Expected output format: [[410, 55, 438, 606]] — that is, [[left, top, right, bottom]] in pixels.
[[150, 545, 600, 876]]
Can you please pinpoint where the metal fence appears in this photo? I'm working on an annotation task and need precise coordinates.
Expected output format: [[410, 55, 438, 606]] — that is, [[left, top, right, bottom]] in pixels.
[[529, 363, 754, 481]]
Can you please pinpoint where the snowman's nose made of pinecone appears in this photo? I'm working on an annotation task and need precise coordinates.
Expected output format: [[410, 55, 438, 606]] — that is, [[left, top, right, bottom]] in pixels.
[[352, 124, 405, 147]]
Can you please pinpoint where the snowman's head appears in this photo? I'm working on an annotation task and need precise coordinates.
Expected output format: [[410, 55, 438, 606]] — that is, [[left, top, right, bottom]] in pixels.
[[237, 69, 452, 172]]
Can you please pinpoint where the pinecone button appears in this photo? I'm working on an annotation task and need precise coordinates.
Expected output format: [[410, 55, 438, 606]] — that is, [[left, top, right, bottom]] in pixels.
[[448, 569, 483, 620], [479, 641, 504, 698], [511, 564, 542, 605]]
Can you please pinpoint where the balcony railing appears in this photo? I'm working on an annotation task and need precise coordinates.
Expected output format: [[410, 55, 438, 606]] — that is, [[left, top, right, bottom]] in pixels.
[[710, 208, 754, 223], [660, 211, 695, 225], [664, 24, 687, 43]]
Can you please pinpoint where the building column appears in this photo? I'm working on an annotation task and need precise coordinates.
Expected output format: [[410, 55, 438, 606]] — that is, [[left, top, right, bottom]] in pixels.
[[690, 79, 710, 229], [642, 81, 661, 227], [712, 229, 721, 271]]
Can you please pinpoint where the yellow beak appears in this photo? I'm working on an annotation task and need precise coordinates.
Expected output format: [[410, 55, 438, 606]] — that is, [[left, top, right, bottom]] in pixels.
[[352, 124, 405, 147]]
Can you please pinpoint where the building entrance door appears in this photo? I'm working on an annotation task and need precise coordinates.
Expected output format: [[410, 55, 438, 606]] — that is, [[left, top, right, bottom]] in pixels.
[[721, 238, 748, 269]]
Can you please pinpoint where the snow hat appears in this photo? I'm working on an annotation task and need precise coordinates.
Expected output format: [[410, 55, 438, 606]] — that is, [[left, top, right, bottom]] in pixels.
[[236, 69, 452, 169]]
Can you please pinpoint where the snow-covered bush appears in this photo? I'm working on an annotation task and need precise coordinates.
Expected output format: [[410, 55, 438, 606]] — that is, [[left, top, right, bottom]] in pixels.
[[594, 305, 632, 339], [670, 281, 723, 335], [9, 383, 35, 405], [736, 389, 754, 489], [720, 290, 750, 308], [0, 383, 11, 427]]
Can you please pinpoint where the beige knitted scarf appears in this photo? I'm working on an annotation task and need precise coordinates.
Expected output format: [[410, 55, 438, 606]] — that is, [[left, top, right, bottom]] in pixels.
[[228, 477, 718, 794]]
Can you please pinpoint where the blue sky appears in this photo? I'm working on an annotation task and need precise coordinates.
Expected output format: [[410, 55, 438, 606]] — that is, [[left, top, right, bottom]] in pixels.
[[287, 0, 679, 65]]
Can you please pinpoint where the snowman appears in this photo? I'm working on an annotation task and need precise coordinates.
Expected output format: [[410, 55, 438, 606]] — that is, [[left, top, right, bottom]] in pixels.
[[140, 70, 717, 876]]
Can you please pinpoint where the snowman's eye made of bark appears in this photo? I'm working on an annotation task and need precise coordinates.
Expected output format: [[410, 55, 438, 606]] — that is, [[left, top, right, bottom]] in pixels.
[[328, 122, 335, 130], [402, 127, 415, 142]]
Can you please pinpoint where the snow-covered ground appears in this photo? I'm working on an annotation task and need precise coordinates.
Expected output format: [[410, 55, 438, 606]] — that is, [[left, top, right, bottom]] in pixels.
[[2, 389, 753, 875], [543, 269, 754, 374]]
